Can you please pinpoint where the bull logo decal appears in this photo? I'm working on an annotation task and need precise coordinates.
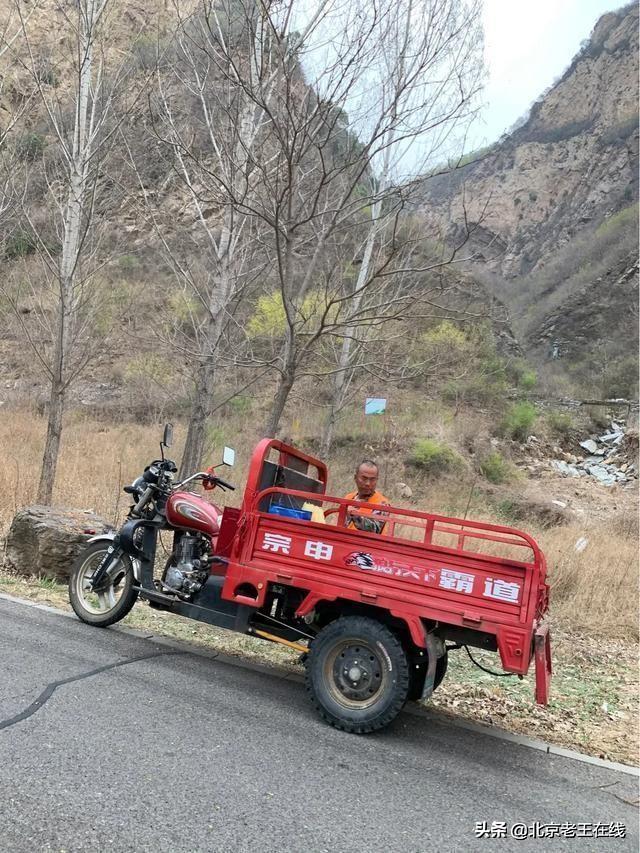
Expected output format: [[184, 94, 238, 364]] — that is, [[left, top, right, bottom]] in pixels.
[[345, 552, 376, 570]]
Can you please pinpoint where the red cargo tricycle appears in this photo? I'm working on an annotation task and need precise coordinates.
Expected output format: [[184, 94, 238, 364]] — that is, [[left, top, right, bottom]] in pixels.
[[69, 425, 552, 733]]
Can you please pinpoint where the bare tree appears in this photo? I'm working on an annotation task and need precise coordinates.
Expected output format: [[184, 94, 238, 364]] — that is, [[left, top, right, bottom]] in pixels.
[[1, 0, 150, 502], [193, 0, 483, 438], [130, 0, 340, 471], [0, 3, 39, 235], [135, 1, 273, 475]]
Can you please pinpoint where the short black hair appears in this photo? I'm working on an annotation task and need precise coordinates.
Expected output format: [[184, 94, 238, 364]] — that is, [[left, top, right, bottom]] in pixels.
[[356, 459, 378, 474]]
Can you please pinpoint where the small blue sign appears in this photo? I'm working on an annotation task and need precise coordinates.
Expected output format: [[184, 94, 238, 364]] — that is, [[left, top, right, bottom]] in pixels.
[[365, 397, 387, 415]]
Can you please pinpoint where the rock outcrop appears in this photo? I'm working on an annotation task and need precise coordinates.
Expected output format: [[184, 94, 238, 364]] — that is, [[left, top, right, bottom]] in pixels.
[[421, 4, 638, 279], [3, 506, 113, 581], [418, 3, 639, 385]]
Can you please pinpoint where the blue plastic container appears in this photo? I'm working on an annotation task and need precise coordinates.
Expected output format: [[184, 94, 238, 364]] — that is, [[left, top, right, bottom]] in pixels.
[[268, 504, 312, 521]]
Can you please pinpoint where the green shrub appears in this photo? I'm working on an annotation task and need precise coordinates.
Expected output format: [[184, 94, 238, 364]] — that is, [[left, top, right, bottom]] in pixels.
[[4, 232, 37, 259], [599, 114, 638, 145], [546, 410, 574, 437], [495, 498, 518, 523], [480, 451, 511, 484], [442, 374, 506, 406], [124, 354, 174, 384], [595, 204, 638, 238], [418, 321, 470, 371], [117, 254, 140, 273], [499, 401, 537, 441], [507, 359, 537, 390], [518, 370, 537, 391], [16, 132, 46, 161], [248, 290, 337, 338], [422, 320, 467, 349], [168, 290, 204, 324], [227, 395, 252, 415], [407, 438, 461, 473], [601, 355, 639, 399]]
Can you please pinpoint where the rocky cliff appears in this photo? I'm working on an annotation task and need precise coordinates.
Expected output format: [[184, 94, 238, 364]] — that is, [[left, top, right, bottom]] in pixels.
[[419, 3, 639, 394]]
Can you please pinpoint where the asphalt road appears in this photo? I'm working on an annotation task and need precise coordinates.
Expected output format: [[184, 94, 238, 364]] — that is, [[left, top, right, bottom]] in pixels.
[[0, 596, 637, 853]]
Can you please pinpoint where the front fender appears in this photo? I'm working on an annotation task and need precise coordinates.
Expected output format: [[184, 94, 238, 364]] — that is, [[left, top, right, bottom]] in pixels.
[[87, 533, 142, 582]]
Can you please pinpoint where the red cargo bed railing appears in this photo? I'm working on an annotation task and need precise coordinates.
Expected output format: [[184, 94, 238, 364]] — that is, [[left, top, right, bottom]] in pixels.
[[251, 486, 544, 571]]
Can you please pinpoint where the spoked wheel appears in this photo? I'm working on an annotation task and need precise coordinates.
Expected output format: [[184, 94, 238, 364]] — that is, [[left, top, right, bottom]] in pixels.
[[305, 616, 409, 733], [69, 542, 138, 627]]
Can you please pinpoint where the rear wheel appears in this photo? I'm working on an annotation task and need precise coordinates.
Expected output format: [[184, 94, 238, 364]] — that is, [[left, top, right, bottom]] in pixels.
[[69, 542, 138, 627], [305, 616, 409, 733]]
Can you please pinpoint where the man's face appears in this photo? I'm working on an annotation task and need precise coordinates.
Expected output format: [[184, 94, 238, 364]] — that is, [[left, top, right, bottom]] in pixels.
[[355, 463, 378, 499]]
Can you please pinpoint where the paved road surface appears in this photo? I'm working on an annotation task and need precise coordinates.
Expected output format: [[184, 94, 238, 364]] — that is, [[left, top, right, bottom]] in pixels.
[[0, 596, 637, 852]]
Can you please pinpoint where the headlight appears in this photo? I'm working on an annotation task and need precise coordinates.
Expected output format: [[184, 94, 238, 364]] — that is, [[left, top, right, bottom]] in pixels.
[[143, 465, 160, 484]]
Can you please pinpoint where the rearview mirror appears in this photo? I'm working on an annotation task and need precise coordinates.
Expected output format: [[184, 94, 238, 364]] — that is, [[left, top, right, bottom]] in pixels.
[[222, 446, 235, 467], [162, 423, 174, 448]]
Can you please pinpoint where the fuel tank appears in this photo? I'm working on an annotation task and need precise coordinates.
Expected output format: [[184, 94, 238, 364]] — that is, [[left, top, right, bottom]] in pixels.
[[165, 491, 222, 537]]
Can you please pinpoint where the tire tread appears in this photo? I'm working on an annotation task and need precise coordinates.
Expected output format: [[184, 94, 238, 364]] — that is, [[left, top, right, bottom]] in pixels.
[[69, 542, 138, 627], [305, 615, 410, 733]]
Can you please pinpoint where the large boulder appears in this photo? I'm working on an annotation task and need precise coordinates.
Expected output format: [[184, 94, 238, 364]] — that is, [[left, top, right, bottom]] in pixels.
[[3, 506, 113, 581]]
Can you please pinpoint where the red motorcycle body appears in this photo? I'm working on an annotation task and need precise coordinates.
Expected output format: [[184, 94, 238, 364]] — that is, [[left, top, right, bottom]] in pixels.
[[165, 490, 222, 538]]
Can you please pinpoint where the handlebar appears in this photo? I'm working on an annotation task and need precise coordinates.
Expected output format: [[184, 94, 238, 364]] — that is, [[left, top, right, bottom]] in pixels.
[[203, 473, 236, 491], [173, 471, 236, 492], [132, 485, 155, 517], [126, 465, 235, 513]]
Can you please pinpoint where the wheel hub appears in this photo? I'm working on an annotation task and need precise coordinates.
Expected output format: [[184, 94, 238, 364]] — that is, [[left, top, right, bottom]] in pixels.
[[347, 665, 364, 682], [330, 643, 383, 705]]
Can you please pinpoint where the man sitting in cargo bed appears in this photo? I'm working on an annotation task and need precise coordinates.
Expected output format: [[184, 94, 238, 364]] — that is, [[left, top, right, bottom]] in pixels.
[[344, 460, 389, 534]]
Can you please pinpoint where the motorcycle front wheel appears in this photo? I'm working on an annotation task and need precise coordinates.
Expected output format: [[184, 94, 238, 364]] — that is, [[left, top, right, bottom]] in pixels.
[[69, 542, 138, 627]]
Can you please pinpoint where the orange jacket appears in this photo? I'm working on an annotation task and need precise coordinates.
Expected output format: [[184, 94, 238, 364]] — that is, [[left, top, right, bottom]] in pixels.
[[344, 490, 389, 534]]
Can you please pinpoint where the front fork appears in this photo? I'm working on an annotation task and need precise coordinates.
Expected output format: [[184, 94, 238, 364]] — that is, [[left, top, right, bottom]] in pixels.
[[89, 538, 123, 591], [88, 522, 159, 591]]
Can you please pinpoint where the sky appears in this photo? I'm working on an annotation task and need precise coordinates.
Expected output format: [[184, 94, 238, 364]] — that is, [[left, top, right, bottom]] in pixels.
[[476, 0, 628, 145]]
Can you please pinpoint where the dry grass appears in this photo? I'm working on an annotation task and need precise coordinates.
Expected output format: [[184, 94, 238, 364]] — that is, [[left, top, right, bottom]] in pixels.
[[0, 407, 255, 530], [543, 523, 639, 639]]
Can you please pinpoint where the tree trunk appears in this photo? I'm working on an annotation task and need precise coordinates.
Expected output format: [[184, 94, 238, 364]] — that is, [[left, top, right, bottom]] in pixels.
[[180, 357, 217, 478], [36, 0, 98, 501], [37, 382, 64, 504], [320, 219, 378, 456], [264, 318, 298, 438], [180, 254, 231, 477], [265, 369, 296, 438], [320, 334, 352, 458]]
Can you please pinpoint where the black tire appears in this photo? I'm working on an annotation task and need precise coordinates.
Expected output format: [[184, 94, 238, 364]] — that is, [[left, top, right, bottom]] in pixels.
[[305, 616, 410, 734], [408, 649, 448, 701], [69, 541, 138, 627]]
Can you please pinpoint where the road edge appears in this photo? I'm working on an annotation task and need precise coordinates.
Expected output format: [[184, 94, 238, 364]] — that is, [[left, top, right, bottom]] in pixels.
[[1, 590, 638, 778]]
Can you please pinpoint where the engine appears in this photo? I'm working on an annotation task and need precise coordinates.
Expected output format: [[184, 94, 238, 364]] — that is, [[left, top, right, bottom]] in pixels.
[[162, 533, 210, 598]]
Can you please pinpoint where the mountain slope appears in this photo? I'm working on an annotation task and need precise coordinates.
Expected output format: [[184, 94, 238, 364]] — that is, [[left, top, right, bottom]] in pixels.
[[418, 3, 639, 396]]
